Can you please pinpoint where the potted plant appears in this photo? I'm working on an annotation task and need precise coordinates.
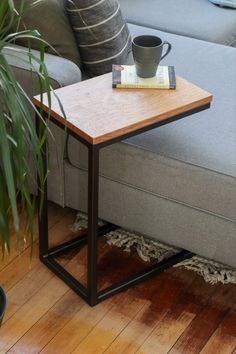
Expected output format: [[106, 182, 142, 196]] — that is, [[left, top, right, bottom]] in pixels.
[[0, 286, 6, 326], [0, 0, 56, 324]]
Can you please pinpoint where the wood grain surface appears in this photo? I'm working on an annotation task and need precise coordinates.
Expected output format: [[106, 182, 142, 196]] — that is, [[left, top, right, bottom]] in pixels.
[[33, 73, 212, 144], [0, 203, 235, 354]]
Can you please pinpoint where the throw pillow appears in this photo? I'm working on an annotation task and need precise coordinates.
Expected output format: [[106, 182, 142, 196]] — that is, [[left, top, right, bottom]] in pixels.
[[208, 0, 236, 8], [13, 0, 82, 67], [67, 0, 132, 76]]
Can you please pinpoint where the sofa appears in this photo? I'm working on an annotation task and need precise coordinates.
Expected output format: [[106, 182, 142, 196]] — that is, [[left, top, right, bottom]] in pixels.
[[4, 0, 236, 267]]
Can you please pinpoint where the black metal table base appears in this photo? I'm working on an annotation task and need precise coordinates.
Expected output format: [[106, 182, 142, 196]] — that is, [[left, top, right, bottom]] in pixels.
[[40, 225, 194, 305], [36, 105, 209, 307]]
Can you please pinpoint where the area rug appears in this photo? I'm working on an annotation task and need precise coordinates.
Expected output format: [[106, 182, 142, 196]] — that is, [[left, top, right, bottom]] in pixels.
[[71, 212, 236, 285]]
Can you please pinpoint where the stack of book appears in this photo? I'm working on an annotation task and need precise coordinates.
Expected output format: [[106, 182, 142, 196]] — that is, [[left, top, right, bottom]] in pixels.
[[112, 65, 176, 89]]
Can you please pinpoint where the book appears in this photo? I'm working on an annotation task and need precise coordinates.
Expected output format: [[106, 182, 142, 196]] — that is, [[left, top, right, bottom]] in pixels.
[[112, 65, 176, 89]]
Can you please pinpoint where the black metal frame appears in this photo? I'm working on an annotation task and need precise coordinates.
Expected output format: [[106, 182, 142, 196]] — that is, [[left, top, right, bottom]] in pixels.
[[36, 103, 210, 306]]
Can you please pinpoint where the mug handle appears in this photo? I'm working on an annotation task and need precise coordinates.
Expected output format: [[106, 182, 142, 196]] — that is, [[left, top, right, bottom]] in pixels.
[[161, 41, 172, 60]]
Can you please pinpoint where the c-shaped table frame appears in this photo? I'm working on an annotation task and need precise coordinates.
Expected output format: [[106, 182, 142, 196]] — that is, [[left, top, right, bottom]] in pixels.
[[36, 104, 210, 306]]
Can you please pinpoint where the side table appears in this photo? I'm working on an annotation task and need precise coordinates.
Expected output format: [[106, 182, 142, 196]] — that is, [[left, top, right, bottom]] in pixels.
[[33, 73, 212, 306]]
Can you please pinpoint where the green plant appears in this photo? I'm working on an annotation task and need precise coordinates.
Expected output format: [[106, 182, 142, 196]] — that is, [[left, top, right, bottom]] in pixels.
[[0, 0, 54, 256]]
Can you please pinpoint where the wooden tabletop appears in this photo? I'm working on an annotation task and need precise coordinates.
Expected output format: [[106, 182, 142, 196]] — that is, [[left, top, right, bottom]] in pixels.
[[33, 73, 212, 145]]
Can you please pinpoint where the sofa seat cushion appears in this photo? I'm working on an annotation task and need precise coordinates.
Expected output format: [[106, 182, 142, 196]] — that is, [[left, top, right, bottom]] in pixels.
[[67, 24, 236, 223], [119, 0, 236, 46]]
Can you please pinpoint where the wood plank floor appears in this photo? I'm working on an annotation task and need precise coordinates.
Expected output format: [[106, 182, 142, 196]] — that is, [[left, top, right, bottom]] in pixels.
[[0, 202, 235, 354]]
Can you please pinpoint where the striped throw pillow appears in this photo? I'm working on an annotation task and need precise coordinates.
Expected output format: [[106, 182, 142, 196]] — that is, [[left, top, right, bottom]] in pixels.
[[67, 0, 132, 76]]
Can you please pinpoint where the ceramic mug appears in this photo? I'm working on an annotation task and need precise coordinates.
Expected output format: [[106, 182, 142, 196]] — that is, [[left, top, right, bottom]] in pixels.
[[132, 35, 172, 78]]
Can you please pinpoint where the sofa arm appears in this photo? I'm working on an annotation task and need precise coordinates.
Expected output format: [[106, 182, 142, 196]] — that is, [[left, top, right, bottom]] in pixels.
[[3, 44, 82, 207], [3, 43, 82, 89]]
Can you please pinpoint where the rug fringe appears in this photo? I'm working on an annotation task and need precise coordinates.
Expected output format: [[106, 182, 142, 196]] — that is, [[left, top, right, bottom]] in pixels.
[[105, 229, 179, 262], [174, 256, 236, 285], [71, 212, 236, 285], [70, 212, 105, 232]]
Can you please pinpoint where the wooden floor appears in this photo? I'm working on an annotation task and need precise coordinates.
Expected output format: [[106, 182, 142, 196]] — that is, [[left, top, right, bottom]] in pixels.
[[0, 203, 235, 354]]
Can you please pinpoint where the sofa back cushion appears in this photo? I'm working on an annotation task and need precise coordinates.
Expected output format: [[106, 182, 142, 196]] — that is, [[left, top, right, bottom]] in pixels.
[[67, 0, 132, 76], [119, 0, 236, 47], [13, 0, 82, 67]]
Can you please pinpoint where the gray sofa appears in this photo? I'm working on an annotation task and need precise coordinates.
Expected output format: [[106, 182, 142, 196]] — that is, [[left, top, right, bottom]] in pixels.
[[5, 0, 236, 267]]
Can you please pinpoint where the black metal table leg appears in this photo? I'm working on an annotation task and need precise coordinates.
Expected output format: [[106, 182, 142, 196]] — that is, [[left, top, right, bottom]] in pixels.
[[36, 115, 49, 261], [87, 145, 100, 306]]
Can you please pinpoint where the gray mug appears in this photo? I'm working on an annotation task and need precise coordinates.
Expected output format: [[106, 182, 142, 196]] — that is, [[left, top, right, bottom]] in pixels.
[[132, 35, 172, 78]]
